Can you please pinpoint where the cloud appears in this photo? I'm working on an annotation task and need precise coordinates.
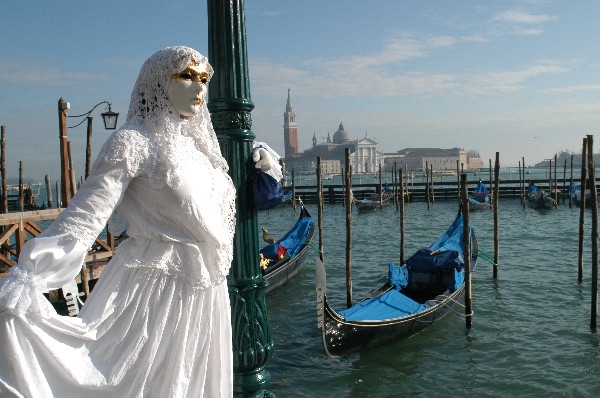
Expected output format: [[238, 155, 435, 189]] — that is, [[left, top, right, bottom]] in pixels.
[[546, 84, 600, 94], [514, 27, 543, 36], [251, 30, 567, 101], [250, 32, 494, 100], [0, 59, 108, 86], [493, 9, 558, 24], [464, 64, 567, 95], [492, 8, 557, 36], [250, 58, 458, 100]]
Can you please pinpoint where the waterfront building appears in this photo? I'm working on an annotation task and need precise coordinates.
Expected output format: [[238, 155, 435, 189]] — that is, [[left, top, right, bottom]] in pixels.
[[382, 147, 483, 172], [282, 91, 482, 175], [285, 121, 381, 175], [283, 91, 381, 175]]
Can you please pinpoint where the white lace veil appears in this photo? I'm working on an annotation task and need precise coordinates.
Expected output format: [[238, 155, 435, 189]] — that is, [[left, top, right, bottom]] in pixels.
[[124, 46, 228, 188]]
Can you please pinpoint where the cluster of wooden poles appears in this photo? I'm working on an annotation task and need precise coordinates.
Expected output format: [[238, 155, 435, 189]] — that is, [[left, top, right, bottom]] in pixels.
[[517, 149, 589, 208], [576, 135, 599, 329], [312, 141, 599, 331], [518, 135, 599, 329], [0, 123, 88, 213], [314, 149, 501, 329]]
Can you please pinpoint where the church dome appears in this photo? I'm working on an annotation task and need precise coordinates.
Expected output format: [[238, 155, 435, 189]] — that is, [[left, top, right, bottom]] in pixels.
[[332, 122, 351, 144]]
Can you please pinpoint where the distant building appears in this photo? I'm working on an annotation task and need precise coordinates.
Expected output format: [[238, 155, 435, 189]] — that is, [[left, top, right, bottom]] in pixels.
[[533, 150, 600, 168], [281, 91, 482, 175], [285, 121, 381, 175], [283, 89, 298, 159], [283, 91, 380, 175], [382, 147, 483, 172]]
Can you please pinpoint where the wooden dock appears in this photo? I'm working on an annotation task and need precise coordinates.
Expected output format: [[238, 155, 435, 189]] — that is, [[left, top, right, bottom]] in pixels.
[[0, 208, 113, 303], [285, 177, 589, 205]]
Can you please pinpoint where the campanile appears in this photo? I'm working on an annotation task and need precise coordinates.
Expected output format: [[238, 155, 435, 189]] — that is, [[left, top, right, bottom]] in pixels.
[[283, 89, 298, 159]]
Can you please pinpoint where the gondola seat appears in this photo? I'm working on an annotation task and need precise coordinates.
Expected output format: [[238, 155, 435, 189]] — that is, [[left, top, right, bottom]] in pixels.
[[338, 289, 427, 321]]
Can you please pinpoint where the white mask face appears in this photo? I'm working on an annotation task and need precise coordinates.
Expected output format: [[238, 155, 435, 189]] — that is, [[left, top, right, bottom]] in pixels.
[[167, 63, 210, 118]]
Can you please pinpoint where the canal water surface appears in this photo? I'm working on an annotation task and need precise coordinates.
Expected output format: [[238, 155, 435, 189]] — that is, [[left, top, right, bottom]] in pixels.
[[259, 197, 600, 397]]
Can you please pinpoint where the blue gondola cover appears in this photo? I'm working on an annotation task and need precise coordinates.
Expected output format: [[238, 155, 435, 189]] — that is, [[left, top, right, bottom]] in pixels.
[[259, 212, 313, 262], [339, 290, 427, 321]]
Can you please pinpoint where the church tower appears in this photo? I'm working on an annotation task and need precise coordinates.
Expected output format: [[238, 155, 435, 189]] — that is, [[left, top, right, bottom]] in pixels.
[[283, 89, 298, 159]]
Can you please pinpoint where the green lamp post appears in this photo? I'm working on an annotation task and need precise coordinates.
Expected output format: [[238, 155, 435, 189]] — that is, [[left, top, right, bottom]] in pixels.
[[207, 1, 275, 397]]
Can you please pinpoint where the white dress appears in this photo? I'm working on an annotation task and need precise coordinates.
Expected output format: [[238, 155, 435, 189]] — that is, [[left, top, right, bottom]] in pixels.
[[0, 122, 236, 397]]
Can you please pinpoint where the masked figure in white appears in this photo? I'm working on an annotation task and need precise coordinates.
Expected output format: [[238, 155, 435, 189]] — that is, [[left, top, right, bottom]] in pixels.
[[0, 46, 236, 397]]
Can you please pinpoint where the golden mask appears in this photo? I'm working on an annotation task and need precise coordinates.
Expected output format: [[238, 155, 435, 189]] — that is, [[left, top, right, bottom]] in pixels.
[[172, 62, 210, 84]]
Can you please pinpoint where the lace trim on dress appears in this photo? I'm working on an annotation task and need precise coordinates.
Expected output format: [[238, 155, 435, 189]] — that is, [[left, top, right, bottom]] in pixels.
[[0, 267, 53, 318], [112, 238, 233, 289], [92, 129, 149, 181], [45, 129, 150, 247]]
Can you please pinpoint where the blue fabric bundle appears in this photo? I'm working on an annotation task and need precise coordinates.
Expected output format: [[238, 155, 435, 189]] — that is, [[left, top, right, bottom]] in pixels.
[[405, 248, 463, 273], [253, 169, 286, 210], [388, 261, 409, 291]]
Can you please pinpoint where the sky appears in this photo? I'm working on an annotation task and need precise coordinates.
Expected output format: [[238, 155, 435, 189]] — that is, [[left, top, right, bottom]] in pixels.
[[2, 0, 600, 182]]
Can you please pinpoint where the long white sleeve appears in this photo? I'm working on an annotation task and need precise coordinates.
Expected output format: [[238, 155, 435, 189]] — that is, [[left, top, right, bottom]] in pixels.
[[0, 234, 87, 318], [0, 129, 148, 318]]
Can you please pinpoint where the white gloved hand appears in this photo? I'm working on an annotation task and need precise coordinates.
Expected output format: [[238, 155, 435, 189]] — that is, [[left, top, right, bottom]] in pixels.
[[252, 147, 273, 172]]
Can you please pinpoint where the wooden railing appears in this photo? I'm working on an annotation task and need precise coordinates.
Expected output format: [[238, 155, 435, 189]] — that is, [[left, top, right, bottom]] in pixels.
[[0, 208, 114, 299]]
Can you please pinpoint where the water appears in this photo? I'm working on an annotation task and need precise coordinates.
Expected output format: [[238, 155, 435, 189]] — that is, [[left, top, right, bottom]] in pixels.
[[258, 198, 600, 397]]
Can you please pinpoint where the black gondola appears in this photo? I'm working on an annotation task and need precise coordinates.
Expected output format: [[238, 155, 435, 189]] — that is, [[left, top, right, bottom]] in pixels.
[[468, 180, 491, 211], [261, 205, 314, 295], [526, 182, 556, 209], [316, 213, 478, 356]]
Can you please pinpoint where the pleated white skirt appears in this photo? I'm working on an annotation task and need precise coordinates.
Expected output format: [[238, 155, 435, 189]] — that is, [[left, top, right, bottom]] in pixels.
[[0, 260, 232, 397]]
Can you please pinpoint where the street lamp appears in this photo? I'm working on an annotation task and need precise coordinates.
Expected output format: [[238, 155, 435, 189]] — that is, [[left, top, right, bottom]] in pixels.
[[68, 101, 120, 180], [58, 99, 120, 206], [68, 101, 119, 130]]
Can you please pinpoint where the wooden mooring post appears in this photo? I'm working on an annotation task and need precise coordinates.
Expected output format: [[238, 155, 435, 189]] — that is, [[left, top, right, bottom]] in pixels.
[[395, 164, 399, 212], [291, 169, 296, 210], [393, 162, 397, 208], [378, 164, 383, 209], [586, 135, 598, 330], [18, 161, 23, 212], [344, 149, 353, 308], [518, 160, 523, 206], [45, 175, 53, 208], [429, 163, 435, 203], [488, 159, 493, 201], [522, 157, 526, 208], [456, 160, 460, 198], [578, 137, 587, 283], [548, 157, 553, 204], [58, 98, 71, 207], [399, 167, 405, 264], [426, 160, 430, 210], [562, 158, 567, 204], [67, 141, 76, 198], [1, 126, 6, 214], [55, 181, 59, 208], [316, 158, 324, 266], [569, 155, 574, 208], [493, 152, 500, 279], [461, 174, 473, 328], [341, 167, 345, 209], [554, 153, 558, 204]]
